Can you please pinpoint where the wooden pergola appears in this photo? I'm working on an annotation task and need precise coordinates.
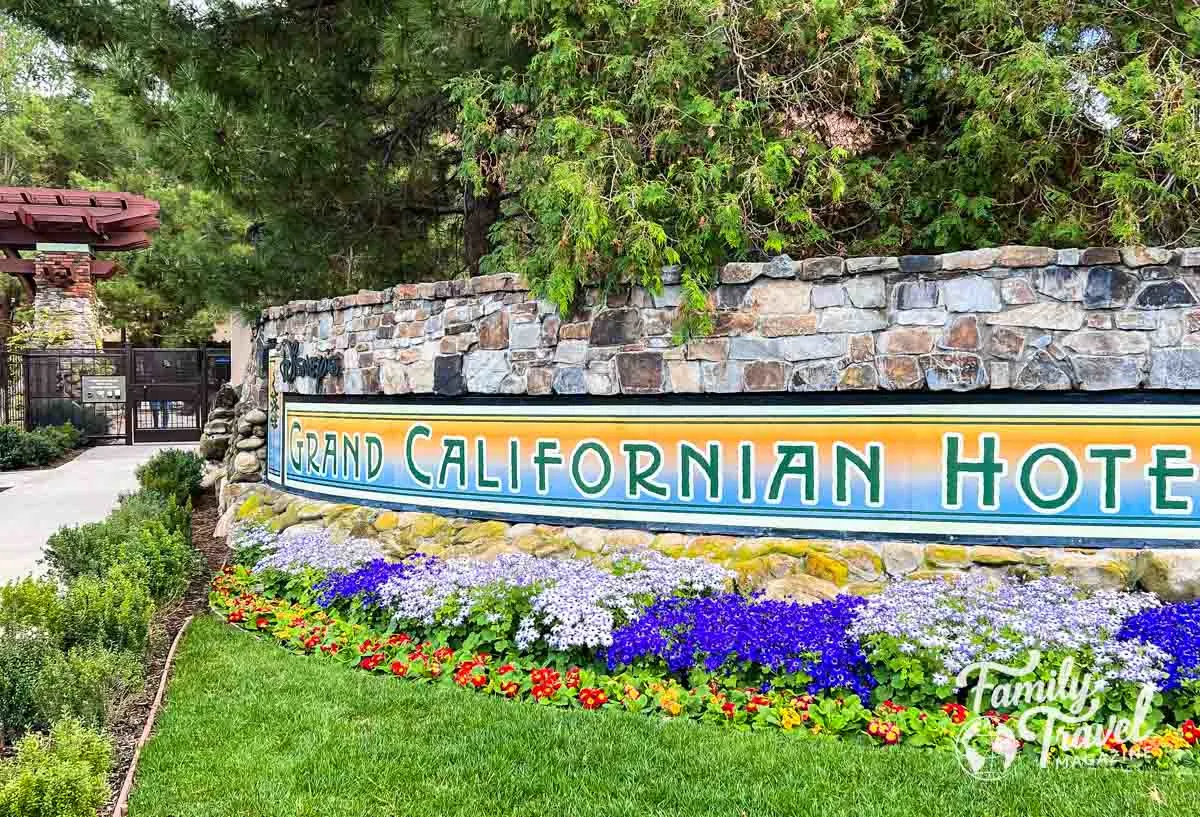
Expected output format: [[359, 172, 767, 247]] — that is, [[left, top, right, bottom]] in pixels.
[[0, 187, 161, 293]]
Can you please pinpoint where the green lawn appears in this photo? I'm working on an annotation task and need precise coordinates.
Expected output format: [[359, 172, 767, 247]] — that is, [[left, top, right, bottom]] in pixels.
[[131, 616, 1195, 817]]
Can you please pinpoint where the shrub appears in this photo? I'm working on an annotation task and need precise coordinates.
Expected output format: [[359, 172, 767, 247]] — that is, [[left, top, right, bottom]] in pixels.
[[136, 448, 204, 505], [44, 492, 194, 598], [0, 426, 57, 470], [61, 567, 154, 654], [0, 579, 64, 639], [0, 629, 58, 747], [34, 646, 143, 729], [27, 399, 110, 438], [0, 719, 111, 817]]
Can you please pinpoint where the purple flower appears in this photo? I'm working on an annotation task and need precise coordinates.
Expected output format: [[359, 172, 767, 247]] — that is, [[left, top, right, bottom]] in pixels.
[[607, 593, 874, 700], [377, 550, 732, 652], [313, 555, 436, 608], [1118, 601, 1200, 690], [252, 529, 384, 574]]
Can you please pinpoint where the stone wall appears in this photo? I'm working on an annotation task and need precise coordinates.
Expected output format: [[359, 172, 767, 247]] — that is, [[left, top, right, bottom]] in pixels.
[[199, 244, 1200, 599], [240, 244, 1200, 403], [216, 483, 1200, 601]]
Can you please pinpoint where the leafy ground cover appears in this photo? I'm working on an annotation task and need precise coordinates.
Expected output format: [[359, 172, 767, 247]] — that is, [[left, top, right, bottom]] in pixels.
[[130, 615, 1198, 817]]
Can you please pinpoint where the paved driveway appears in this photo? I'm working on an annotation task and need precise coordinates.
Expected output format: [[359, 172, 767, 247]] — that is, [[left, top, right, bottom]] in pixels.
[[0, 443, 195, 581]]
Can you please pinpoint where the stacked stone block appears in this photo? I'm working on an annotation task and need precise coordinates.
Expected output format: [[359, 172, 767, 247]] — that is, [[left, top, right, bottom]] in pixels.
[[242, 245, 1200, 399]]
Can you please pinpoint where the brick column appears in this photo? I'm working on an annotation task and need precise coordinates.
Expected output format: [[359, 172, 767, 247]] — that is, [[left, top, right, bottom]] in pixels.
[[31, 243, 103, 349]]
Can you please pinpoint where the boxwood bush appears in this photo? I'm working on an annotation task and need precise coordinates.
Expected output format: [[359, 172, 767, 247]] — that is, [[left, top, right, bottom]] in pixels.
[[0, 423, 82, 471], [135, 448, 204, 505], [0, 718, 111, 817]]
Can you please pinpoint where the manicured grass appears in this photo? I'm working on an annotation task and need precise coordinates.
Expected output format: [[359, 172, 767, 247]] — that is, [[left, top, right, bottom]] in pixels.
[[131, 616, 1194, 817]]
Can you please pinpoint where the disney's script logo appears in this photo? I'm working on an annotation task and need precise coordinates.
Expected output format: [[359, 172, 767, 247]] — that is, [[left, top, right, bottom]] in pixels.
[[279, 339, 343, 385]]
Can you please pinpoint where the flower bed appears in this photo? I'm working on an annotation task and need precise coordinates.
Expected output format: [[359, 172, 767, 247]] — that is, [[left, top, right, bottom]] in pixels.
[[217, 523, 1200, 771]]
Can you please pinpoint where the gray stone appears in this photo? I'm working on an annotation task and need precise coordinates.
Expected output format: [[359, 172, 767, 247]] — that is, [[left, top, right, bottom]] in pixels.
[[1116, 310, 1158, 330], [729, 337, 782, 360], [743, 360, 789, 391], [892, 280, 940, 310], [1083, 266, 1138, 309], [379, 359, 410, 394], [244, 409, 268, 425], [799, 256, 845, 280], [894, 308, 948, 326], [667, 361, 702, 393], [652, 285, 683, 308], [882, 541, 924, 576], [987, 327, 1025, 360], [779, 334, 848, 361], [1061, 330, 1150, 356], [1072, 355, 1143, 390], [552, 366, 588, 394], [845, 256, 898, 273], [719, 262, 765, 284], [1121, 246, 1173, 267], [615, 352, 666, 394], [234, 451, 260, 476], [844, 276, 885, 308], [1178, 248, 1200, 267], [1014, 351, 1072, 390], [701, 361, 745, 393], [199, 436, 229, 460], [1151, 319, 1183, 347], [463, 350, 510, 393], [236, 436, 265, 451], [920, 353, 988, 391], [590, 308, 643, 345], [817, 307, 887, 333], [838, 363, 878, 390], [478, 310, 509, 349], [985, 303, 1085, 331], [509, 321, 542, 349], [763, 254, 796, 279], [939, 315, 980, 350], [555, 340, 589, 364], [1136, 281, 1197, 309], [878, 356, 924, 390], [1033, 266, 1086, 301], [811, 284, 847, 308], [1056, 248, 1083, 266], [660, 265, 682, 285], [1000, 278, 1037, 305], [789, 360, 839, 391], [716, 285, 748, 308], [997, 245, 1057, 267], [989, 362, 1011, 389], [942, 276, 1001, 313], [1150, 349, 1200, 388], [1080, 247, 1122, 265]]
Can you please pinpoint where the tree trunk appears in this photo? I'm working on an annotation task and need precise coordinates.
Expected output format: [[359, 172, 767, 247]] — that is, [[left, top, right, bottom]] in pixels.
[[462, 172, 502, 276]]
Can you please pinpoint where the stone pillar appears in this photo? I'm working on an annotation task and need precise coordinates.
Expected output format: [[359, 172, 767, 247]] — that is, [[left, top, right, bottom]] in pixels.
[[31, 243, 103, 349]]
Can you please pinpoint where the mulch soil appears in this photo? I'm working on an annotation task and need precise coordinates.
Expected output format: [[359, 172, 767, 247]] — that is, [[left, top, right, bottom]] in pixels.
[[104, 490, 230, 815]]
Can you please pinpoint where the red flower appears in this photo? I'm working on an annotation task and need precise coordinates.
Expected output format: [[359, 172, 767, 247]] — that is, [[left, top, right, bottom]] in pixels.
[[530, 668, 561, 689], [565, 667, 581, 690], [531, 683, 558, 701], [501, 681, 520, 698], [290, 617, 306, 627], [227, 610, 245, 623], [387, 633, 413, 647], [578, 687, 608, 710], [498, 664, 516, 675], [429, 663, 442, 678], [390, 661, 410, 677], [1182, 720, 1199, 745], [358, 653, 384, 671], [745, 695, 770, 714], [359, 639, 382, 655], [471, 673, 488, 689], [791, 694, 814, 711], [255, 616, 269, 629], [434, 646, 455, 663], [321, 642, 341, 655], [881, 699, 906, 714], [942, 702, 968, 725], [722, 701, 736, 719]]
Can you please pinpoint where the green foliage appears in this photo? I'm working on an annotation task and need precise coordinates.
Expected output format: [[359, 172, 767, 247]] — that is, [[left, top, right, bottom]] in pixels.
[[34, 646, 142, 729], [0, 628, 58, 746], [0, 719, 112, 817], [0, 578, 63, 637], [136, 448, 204, 505], [26, 399, 111, 439], [44, 489, 192, 593], [0, 423, 81, 471], [60, 566, 154, 654]]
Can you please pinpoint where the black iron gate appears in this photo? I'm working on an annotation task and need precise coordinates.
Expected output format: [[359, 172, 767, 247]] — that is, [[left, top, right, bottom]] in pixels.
[[1, 345, 229, 443]]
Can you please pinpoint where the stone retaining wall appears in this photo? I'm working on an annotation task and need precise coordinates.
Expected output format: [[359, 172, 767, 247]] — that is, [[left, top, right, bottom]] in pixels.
[[239, 244, 1200, 404], [217, 483, 1200, 601]]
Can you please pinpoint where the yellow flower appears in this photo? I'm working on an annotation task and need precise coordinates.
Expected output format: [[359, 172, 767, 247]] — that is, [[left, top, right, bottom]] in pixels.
[[661, 698, 682, 717], [623, 684, 641, 702], [780, 708, 803, 730], [810, 724, 823, 735]]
